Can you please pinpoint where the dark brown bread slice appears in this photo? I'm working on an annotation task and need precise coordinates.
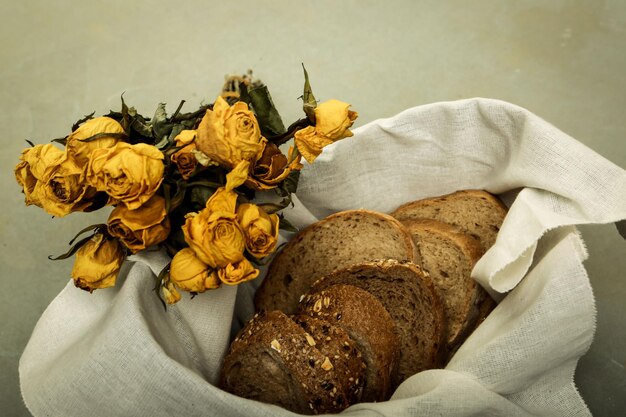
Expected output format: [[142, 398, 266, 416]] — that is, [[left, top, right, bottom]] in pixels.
[[402, 219, 491, 356], [300, 284, 400, 402], [292, 314, 366, 404], [310, 260, 444, 385], [391, 190, 508, 252], [255, 209, 420, 314], [220, 311, 364, 415]]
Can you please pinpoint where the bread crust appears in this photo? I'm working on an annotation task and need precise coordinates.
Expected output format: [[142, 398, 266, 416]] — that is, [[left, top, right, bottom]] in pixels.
[[255, 209, 420, 314], [391, 189, 508, 252]]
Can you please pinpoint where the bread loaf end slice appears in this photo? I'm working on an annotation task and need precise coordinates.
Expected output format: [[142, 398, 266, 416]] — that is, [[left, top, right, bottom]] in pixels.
[[391, 190, 508, 252], [301, 284, 400, 402], [255, 209, 420, 314], [402, 219, 492, 356]]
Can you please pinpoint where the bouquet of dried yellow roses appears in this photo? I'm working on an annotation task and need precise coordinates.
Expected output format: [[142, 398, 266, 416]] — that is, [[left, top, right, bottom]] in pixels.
[[14, 68, 357, 306]]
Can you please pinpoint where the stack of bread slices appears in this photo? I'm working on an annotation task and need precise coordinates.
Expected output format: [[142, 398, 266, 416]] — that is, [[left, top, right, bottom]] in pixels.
[[219, 190, 508, 415]]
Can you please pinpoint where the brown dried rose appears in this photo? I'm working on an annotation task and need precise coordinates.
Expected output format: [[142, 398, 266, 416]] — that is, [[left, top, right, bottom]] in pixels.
[[245, 139, 303, 190], [170, 130, 198, 180]]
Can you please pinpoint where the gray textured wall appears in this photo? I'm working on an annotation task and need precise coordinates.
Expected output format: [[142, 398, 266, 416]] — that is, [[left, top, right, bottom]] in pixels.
[[1, 1, 625, 416]]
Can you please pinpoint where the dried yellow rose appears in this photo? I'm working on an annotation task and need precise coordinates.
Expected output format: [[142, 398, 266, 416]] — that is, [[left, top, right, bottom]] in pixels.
[[71, 234, 125, 292], [195, 96, 264, 168], [169, 248, 219, 293], [66, 117, 124, 168], [107, 195, 170, 253], [294, 99, 358, 163], [86, 142, 164, 210], [15, 144, 96, 216], [15, 144, 66, 207], [237, 203, 279, 258], [181, 161, 249, 268], [218, 258, 259, 285]]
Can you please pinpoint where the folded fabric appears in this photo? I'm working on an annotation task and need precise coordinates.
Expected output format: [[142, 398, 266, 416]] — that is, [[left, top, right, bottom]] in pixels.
[[20, 98, 626, 416]]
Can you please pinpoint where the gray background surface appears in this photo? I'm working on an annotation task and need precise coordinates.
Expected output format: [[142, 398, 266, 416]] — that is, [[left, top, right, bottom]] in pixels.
[[1, 1, 625, 416]]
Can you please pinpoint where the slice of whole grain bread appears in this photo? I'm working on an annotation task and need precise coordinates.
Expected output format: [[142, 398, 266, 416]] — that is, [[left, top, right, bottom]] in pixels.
[[310, 260, 444, 385], [219, 310, 364, 415], [391, 190, 508, 252], [402, 219, 491, 356], [255, 209, 420, 315], [300, 284, 400, 402]]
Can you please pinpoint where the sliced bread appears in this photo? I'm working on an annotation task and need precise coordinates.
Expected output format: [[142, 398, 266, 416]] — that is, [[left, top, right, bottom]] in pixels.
[[310, 260, 444, 385], [255, 209, 419, 314], [219, 310, 364, 415], [300, 284, 400, 402], [402, 219, 490, 355], [391, 190, 508, 252]]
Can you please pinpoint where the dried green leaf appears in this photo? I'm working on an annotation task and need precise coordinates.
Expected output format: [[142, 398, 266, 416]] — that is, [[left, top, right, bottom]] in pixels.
[[189, 185, 216, 210], [68, 223, 107, 245], [152, 103, 174, 142], [77, 132, 128, 143], [25, 139, 35, 147], [282, 169, 300, 195], [71, 111, 96, 132], [48, 234, 95, 260], [278, 215, 299, 233], [302, 64, 317, 123], [248, 84, 286, 137], [50, 137, 67, 146]]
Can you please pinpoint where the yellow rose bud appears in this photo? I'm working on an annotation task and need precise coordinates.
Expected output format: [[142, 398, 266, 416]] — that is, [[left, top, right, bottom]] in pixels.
[[107, 195, 170, 253], [294, 99, 358, 163], [170, 130, 198, 180], [182, 209, 245, 268], [66, 117, 125, 168], [169, 248, 214, 293], [246, 139, 303, 190], [237, 204, 279, 258], [71, 234, 124, 292], [195, 96, 264, 168], [162, 281, 182, 305], [86, 142, 164, 210], [218, 258, 259, 285]]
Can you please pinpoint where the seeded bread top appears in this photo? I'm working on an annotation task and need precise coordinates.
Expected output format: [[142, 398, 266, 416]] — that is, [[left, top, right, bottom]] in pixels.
[[300, 284, 400, 402], [255, 209, 420, 315], [220, 310, 363, 415], [311, 260, 444, 384], [391, 190, 508, 252]]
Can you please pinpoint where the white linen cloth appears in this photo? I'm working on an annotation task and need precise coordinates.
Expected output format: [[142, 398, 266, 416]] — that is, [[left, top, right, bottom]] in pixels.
[[20, 98, 626, 416]]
